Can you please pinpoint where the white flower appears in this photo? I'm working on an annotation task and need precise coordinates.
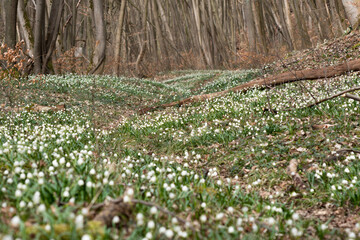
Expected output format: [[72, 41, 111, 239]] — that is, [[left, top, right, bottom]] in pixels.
[[320, 224, 327, 230], [292, 213, 299, 221], [242, 206, 249, 213], [112, 216, 120, 224], [200, 215, 207, 222], [145, 232, 152, 239], [345, 168, 350, 173], [227, 206, 234, 213], [150, 206, 157, 215], [78, 179, 85, 186], [10, 215, 21, 227], [266, 217, 276, 225], [19, 201, 26, 208], [15, 190, 22, 197], [252, 224, 258, 232], [2, 235, 13, 240], [348, 232, 357, 240], [165, 229, 174, 238], [81, 234, 92, 240], [147, 220, 155, 229], [37, 204, 46, 213], [216, 212, 224, 220], [45, 224, 51, 231], [228, 226, 235, 233], [75, 215, 84, 229], [63, 191, 70, 197]]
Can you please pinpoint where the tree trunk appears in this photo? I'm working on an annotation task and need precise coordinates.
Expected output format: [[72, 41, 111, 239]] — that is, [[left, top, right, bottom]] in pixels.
[[244, 0, 257, 53], [91, 0, 106, 74], [114, 0, 127, 75], [17, 0, 34, 56], [4, 0, 18, 48], [291, 0, 312, 49], [342, 0, 360, 25], [34, 0, 46, 74], [42, 0, 64, 73]]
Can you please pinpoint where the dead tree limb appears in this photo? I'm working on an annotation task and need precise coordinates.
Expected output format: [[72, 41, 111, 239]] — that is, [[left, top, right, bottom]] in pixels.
[[140, 59, 360, 114], [304, 86, 360, 108], [345, 93, 360, 102]]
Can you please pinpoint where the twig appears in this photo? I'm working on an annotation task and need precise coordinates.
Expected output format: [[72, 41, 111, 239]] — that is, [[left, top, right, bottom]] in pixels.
[[304, 86, 360, 108]]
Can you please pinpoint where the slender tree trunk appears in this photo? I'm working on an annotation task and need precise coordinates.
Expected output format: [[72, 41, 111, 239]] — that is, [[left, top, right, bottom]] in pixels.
[[114, 0, 127, 75], [91, 0, 106, 74], [34, 0, 46, 74], [4, 0, 18, 48], [244, 0, 256, 53], [42, 0, 64, 73], [291, 0, 312, 49]]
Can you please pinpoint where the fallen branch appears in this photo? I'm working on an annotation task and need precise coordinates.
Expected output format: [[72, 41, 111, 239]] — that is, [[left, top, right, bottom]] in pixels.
[[345, 93, 360, 102], [140, 59, 360, 114], [325, 148, 360, 162], [304, 86, 360, 108]]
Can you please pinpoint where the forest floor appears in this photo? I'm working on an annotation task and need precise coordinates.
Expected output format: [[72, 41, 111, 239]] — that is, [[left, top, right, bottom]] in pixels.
[[0, 31, 360, 239]]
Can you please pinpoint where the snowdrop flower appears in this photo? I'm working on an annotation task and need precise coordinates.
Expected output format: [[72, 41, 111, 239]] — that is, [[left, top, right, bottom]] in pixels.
[[291, 227, 303, 237], [292, 213, 299, 221], [147, 220, 155, 229], [165, 229, 174, 238], [228, 226, 235, 233], [75, 215, 84, 229], [81, 234, 92, 240], [150, 206, 158, 215], [145, 232, 152, 239], [200, 215, 207, 222], [37, 204, 46, 213], [78, 179, 85, 186], [136, 213, 144, 225], [242, 206, 249, 213], [216, 212, 224, 220], [112, 216, 120, 224], [320, 224, 327, 230], [10, 216, 21, 227]]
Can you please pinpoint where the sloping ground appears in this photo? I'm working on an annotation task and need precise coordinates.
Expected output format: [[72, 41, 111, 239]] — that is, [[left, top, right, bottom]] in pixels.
[[0, 34, 360, 239], [266, 30, 360, 74]]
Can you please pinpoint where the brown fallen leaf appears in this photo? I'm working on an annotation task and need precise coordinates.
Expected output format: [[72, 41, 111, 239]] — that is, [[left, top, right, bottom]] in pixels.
[[312, 124, 335, 130]]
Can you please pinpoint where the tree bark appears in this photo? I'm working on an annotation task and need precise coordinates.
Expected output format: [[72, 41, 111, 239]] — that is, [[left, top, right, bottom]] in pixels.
[[244, 0, 257, 53], [114, 0, 127, 75], [91, 0, 106, 74], [42, 0, 64, 73], [342, 0, 360, 25], [4, 0, 18, 48], [34, 0, 46, 74], [17, 0, 34, 56]]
